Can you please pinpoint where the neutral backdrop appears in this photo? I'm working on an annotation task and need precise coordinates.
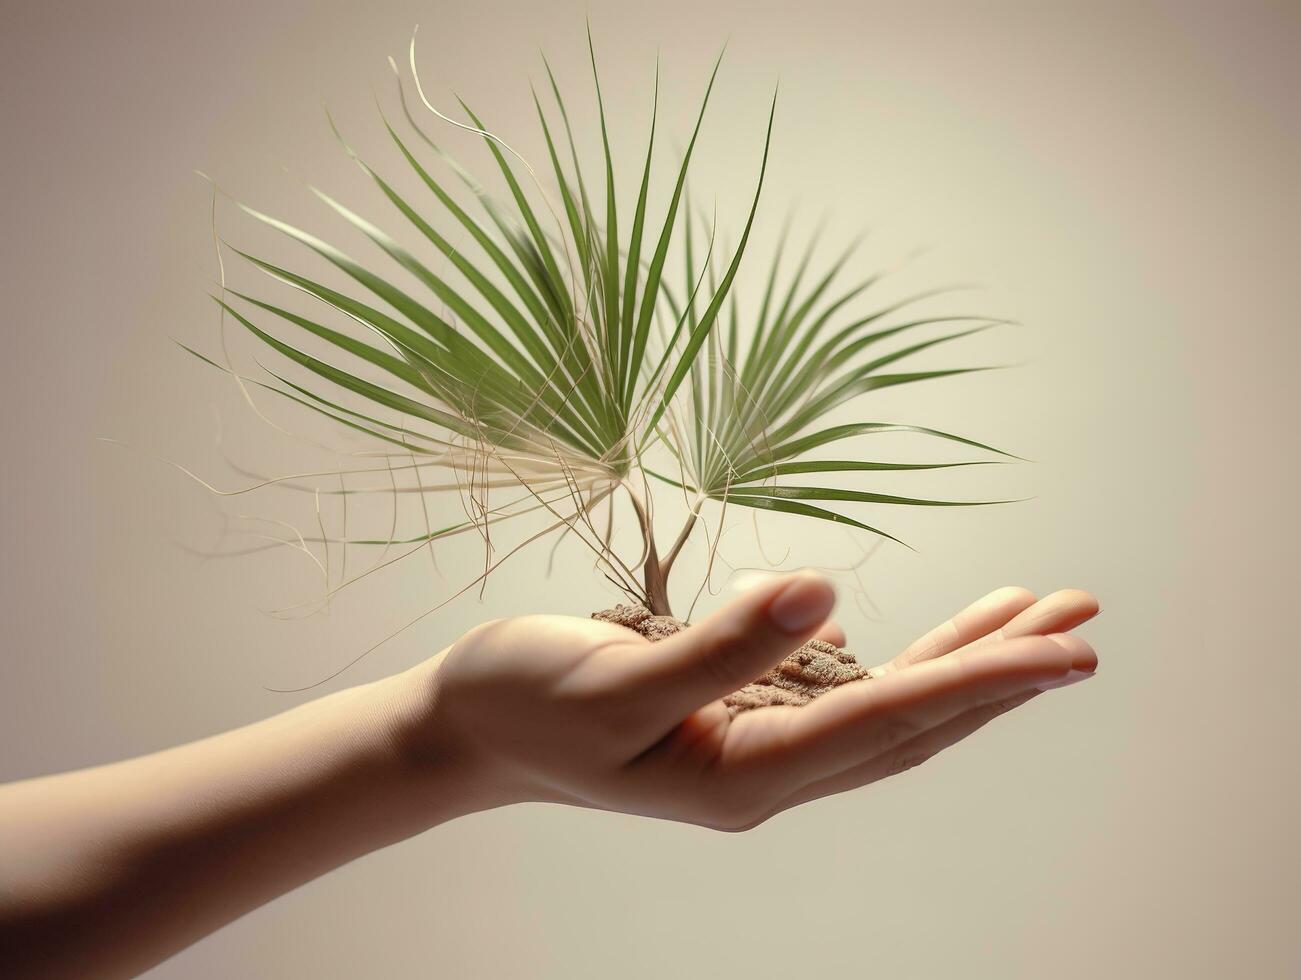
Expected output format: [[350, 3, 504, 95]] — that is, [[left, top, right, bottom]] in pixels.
[[3, 1, 1298, 977]]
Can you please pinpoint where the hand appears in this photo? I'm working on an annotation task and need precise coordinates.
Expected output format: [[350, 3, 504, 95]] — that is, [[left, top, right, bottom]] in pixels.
[[397, 575, 1099, 831], [0, 576, 1098, 977]]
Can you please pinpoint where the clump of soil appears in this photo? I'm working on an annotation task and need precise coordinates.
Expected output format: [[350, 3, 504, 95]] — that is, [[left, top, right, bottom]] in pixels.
[[592, 604, 871, 715]]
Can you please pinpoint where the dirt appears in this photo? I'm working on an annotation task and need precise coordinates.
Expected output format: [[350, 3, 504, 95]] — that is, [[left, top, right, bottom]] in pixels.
[[592, 604, 872, 715]]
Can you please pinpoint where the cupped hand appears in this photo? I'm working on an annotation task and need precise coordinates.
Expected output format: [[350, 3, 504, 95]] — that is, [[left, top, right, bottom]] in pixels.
[[400, 576, 1099, 831]]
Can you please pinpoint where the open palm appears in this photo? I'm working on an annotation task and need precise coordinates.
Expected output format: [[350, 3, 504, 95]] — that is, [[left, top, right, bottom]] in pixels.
[[417, 575, 1099, 831]]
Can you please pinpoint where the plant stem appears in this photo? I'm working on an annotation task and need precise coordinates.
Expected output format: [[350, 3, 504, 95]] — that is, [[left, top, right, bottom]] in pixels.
[[643, 531, 671, 617], [659, 504, 701, 584], [624, 485, 703, 618], [623, 486, 666, 616]]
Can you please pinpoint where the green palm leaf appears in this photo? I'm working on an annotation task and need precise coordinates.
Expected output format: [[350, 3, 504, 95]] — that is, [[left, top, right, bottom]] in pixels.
[[197, 35, 1021, 621]]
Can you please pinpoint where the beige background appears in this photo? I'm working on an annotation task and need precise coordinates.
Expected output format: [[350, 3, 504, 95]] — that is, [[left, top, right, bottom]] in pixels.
[[3, 0, 1299, 977]]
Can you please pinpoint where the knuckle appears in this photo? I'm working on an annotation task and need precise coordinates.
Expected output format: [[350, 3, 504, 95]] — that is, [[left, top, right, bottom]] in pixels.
[[718, 812, 769, 833], [698, 780, 772, 833], [985, 697, 1021, 720], [970, 704, 1005, 728], [972, 694, 1030, 727], [886, 750, 932, 776], [706, 802, 769, 833], [901, 627, 945, 666], [451, 617, 507, 653], [877, 716, 921, 751]]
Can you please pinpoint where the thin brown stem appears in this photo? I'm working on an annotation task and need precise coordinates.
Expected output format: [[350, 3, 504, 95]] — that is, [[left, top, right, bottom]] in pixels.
[[624, 484, 670, 616], [658, 501, 703, 584], [624, 486, 707, 618]]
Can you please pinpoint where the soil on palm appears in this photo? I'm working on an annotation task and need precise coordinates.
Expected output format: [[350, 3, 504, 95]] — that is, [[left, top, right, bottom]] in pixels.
[[592, 604, 872, 715]]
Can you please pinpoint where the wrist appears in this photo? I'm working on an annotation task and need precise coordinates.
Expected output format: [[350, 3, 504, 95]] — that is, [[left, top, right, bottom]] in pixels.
[[364, 655, 525, 835]]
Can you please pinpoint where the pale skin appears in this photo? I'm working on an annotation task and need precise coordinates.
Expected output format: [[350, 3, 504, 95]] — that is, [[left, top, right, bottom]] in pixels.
[[0, 575, 1099, 979]]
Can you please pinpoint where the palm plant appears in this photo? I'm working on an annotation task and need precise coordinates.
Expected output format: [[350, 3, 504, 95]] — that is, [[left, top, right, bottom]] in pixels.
[[193, 35, 1014, 623]]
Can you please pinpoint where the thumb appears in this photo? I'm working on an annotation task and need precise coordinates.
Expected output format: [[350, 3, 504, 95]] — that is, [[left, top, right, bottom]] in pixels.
[[627, 572, 837, 722]]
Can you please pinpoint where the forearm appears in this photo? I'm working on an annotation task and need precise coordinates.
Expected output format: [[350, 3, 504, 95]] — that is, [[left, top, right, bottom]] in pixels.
[[0, 663, 479, 979]]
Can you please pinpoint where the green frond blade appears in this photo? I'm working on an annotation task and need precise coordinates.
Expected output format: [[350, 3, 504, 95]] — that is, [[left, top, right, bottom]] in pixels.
[[725, 485, 1018, 506], [718, 493, 910, 546], [757, 421, 1020, 465], [731, 458, 1004, 482], [624, 50, 726, 409], [641, 91, 778, 438]]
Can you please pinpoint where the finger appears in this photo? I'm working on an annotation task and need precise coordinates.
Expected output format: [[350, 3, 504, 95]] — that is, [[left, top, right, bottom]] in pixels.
[[759, 632, 1097, 788], [620, 571, 836, 722], [773, 688, 1046, 813], [782, 644, 1098, 810], [970, 588, 1099, 648], [879, 586, 1036, 675], [813, 620, 847, 648]]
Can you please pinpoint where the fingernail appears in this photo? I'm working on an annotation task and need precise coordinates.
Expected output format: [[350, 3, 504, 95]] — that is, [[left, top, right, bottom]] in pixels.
[[768, 573, 835, 634], [1036, 669, 1095, 692]]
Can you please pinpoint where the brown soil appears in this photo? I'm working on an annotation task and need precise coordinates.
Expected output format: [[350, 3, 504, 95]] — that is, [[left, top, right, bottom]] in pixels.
[[592, 604, 872, 715]]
